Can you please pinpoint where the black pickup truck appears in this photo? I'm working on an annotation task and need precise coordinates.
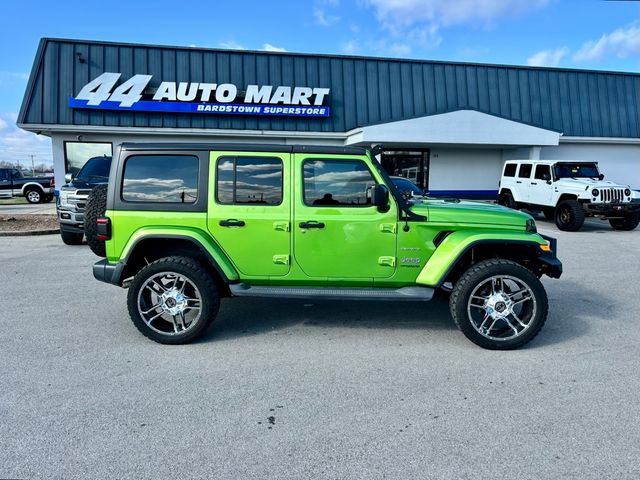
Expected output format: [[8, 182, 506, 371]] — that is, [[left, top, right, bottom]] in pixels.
[[0, 167, 55, 203]]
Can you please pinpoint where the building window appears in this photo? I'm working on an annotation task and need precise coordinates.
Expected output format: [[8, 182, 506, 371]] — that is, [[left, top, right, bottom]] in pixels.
[[503, 163, 517, 177], [216, 156, 283, 205], [518, 163, 532, 178], [303, 159, 376, 206], [64, 142, 112, 177], [122, 155, 199, 203]]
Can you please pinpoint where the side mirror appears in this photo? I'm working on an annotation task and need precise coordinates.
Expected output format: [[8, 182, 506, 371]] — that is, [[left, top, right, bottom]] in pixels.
[[369, 184, 389, 210], [64, 173, 73, 183], [599, 173, 605, 180]]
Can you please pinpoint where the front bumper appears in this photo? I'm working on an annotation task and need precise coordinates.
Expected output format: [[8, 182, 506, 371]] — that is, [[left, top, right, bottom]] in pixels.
[[584, 201, 640, 217], [93, 259, 126, 286], [538, 234, 562, 279]]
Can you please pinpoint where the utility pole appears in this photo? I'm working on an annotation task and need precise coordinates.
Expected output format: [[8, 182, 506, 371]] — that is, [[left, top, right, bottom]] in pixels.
[[29, 155, 36, 176]]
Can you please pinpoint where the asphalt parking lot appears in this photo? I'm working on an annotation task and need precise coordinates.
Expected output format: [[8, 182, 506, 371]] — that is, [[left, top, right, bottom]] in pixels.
[[1, 217, 639, 479]]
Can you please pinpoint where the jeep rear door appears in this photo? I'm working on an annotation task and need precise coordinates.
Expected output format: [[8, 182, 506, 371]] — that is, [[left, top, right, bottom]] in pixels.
[[292, 154, 397, 281], [207, 151, 291, 277], [515, 163, 533, 203]]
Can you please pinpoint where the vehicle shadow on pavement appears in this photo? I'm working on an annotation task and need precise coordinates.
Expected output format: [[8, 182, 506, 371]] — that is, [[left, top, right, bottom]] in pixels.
[[201, 295, 455, 342], [528, 279, 609, 348]]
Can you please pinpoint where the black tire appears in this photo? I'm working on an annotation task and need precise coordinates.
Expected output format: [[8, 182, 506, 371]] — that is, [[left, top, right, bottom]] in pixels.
[[543, 208, 555, 221], [43, 194, 54, 203], [84, 184, 108, 257], [555, 200, 585, 231], [60, 230, 83, 245], [24, 188, 43, 204], [449, 259, 548, 350], [127, 256, 220, 344], [609, 212, 640, 231], [497, 191, 517, 209]]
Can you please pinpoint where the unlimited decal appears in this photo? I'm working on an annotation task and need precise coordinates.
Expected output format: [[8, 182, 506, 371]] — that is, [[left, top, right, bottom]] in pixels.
[[69, 72, 331, 117]]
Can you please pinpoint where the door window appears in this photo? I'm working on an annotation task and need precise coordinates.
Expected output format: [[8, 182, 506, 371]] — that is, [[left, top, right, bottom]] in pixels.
[[216, 157, 283, 205], [518, 164, 532, 178], [534, 165, 551, 180], [303, 160, 377, 207]]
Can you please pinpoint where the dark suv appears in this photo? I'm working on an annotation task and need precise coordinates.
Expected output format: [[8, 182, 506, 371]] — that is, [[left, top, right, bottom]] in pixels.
[[57, 156, 111, 245]]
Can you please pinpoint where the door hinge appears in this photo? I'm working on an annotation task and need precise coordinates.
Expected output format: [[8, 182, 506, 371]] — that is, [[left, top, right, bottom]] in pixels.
[[378, 256, 396, 267], [273, 254, 290, 265], [379, 223, 397, 234], [273, 221, 290, 232]]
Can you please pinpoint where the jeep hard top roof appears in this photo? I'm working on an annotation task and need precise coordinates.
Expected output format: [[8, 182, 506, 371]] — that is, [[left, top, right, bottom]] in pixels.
[[120, 143, 368, 155], [504, 160, 599, 165]]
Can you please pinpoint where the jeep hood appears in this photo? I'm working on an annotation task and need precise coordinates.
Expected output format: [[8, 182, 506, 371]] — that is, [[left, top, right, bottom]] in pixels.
[[410, 199, 531, 227], [554, 178, 629, 189]]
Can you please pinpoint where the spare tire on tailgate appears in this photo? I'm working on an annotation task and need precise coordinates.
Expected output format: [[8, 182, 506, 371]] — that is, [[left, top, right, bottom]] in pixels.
[[84, 184, 108, 257]]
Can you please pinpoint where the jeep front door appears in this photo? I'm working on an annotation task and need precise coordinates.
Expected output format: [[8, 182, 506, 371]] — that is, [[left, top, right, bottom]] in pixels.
[[293, 154, 398, 281], [529, 164, 554, 206], [207, 152, 291, 277]]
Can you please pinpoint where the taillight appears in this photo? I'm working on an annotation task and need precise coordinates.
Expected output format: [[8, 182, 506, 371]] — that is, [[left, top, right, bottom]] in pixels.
[[96, 217, 111, 241], [50, 177, 55, 188]]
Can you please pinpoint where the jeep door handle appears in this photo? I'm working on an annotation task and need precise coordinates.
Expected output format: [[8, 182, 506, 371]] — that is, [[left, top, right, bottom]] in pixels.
[[531, 182, 537, 185], [516, 181, 522, 184], [219, 219, 245, 227], [299, 221, 325, 229]]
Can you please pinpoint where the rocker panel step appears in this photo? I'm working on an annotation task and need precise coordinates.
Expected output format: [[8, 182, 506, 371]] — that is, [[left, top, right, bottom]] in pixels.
[[229, 283, 434, 301]]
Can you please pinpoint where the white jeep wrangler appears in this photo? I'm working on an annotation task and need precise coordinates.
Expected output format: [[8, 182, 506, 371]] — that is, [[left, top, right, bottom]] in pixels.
[[498, 160, 640, 231]]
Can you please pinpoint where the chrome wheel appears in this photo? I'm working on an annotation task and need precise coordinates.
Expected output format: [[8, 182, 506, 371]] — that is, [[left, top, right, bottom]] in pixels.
[[137, 271, 202, 335], [467, 275, 537, 341], [27, 190, 41, 203]]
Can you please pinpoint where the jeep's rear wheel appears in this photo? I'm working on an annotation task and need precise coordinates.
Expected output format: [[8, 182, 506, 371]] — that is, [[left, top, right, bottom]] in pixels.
[[497, 192, 516, 209], [609, 213, 640, 231], [127, 256, 220, 344], [449, 259, 548, 350], [555, 200, 585, 231]]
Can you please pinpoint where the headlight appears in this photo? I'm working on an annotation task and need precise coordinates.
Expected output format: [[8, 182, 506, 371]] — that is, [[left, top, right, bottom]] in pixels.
[[58, 190, 69, 205], [625, 188, 631, 197], [526, 218, 537, 233], [591, 188, 599, 197]]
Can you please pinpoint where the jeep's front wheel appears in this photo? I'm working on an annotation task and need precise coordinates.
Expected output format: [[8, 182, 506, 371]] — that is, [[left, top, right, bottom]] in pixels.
[[555, 200, 585, 231], [609, 212, 640, 231], [127, 256, 220, 344], [449, 259, 548, 350]]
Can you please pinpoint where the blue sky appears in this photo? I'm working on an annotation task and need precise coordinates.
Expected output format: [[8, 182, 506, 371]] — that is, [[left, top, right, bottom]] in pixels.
[[0, 0, 638, 165]]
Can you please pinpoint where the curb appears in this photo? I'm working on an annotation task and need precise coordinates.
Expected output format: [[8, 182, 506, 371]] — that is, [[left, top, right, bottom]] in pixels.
[[0, 229, 60, 237]]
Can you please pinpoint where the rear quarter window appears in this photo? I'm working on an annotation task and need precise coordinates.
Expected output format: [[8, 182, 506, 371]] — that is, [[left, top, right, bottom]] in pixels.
[[518, 164, 533, 178], [122, 155, 199, 203], [503, 164, 517, 177]]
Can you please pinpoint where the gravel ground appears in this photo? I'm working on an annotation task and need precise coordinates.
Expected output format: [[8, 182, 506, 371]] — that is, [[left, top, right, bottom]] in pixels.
[[0, 217, 639, 479], [0, 214, 58, 233]]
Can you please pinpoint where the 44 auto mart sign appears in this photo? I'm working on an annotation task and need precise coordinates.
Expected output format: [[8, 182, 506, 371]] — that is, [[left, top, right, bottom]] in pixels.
[[69, 72, 331, 117]]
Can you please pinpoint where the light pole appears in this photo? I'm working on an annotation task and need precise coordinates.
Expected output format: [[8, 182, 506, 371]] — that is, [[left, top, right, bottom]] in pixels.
[[29, 155, 36, 176]]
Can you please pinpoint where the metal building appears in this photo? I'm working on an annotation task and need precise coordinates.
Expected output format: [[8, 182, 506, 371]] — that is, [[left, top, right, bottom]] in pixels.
[[18, 38, 640, 196]]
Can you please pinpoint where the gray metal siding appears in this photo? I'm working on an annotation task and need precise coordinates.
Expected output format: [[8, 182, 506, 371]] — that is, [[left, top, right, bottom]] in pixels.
[[19, 38, 640, 138]]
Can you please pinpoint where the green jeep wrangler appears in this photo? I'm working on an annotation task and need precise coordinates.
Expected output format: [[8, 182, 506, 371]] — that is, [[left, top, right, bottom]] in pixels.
[[91, 143, 562, 349]]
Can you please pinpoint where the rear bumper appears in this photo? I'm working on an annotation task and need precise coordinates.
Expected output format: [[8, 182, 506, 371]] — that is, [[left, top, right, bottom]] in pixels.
[[93, 259, 125, 286], [538, 234, 562, 279]]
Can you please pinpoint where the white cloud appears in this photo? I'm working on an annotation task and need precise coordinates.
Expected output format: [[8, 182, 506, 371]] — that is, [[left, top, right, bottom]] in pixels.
[[527, 47, 569, 67], [0, 71, 29, 85], [0, 113, 52, 166], [261, 43, 287, 52], [341, 40, 359, 54], [573, 22, 640, 62], [314, 7, 340, 26], [218, 40, 245, 50]]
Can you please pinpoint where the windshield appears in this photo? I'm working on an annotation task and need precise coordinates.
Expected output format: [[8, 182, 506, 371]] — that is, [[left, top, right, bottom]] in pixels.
[[392, 177, 423, 196], [76, 156, 112, 180], [554, 163, 600, 179]]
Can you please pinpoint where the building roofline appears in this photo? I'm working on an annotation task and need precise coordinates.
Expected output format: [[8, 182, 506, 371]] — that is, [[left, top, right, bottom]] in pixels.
[[37, 37, 640, 78]]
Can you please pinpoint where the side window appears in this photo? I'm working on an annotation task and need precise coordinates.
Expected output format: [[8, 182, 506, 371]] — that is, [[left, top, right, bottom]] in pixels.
[[216, 156, 283, 205], [534, 164, 551, 180], [122, 155, 199, 203], [518, 163, 532, 178], [0, 170, 8, 181], [503, 164, 517, 177], [303, 159, 376, 206]]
